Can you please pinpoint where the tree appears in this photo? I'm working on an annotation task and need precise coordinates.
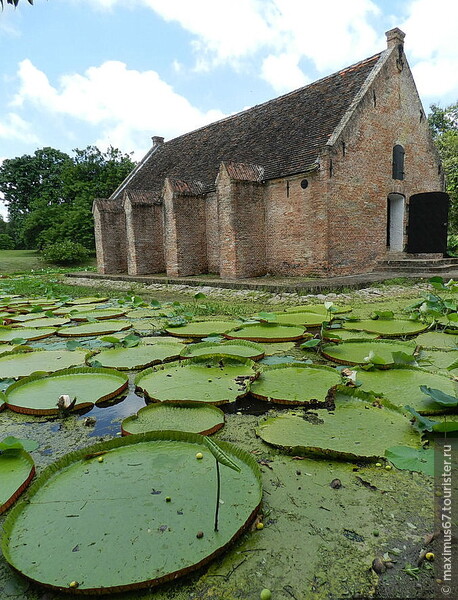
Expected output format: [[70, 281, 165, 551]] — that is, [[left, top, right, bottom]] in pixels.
[[428, 102, 458, 234], [0, 145, 135, 250]]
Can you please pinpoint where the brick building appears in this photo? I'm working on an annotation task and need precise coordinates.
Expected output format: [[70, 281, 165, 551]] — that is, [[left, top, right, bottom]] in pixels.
[[93, 28, 447, 279]]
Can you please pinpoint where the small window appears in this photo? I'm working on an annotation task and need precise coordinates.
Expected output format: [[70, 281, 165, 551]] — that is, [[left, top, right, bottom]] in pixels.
[[300, 179, 309, 189], [392, 144, 405, 180]]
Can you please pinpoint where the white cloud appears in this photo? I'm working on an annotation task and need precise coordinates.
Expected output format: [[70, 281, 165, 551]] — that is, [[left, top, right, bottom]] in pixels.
[[261, 54, 309, 93], [401, 0, 458, 101], [11, 59, 226, 158], [0, 112, 39, 145]]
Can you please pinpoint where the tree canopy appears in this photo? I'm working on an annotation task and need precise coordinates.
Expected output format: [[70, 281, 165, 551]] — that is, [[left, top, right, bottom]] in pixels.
[[1, 0, 33, 7], [0, 146, 135, 250], [428, 102, 458, 234]]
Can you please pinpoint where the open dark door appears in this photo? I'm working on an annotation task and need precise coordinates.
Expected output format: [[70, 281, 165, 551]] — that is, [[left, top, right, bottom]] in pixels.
[[406, 192, 449, 254]]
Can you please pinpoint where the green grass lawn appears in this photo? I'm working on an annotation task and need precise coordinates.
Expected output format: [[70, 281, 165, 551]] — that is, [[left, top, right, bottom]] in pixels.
[[0, 249, 96, 275]]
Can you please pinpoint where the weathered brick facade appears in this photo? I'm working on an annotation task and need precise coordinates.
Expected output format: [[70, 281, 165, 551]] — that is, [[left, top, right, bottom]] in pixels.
[[93, 29, 446, 279]]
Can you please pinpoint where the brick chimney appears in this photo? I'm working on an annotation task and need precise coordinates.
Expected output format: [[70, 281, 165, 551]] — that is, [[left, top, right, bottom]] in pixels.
[[151, 136, 164, 148], [386, 27, 405, 49]]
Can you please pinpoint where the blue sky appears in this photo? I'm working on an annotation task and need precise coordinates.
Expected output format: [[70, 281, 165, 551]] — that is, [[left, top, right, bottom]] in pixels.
[[1, 0, 457, 218]]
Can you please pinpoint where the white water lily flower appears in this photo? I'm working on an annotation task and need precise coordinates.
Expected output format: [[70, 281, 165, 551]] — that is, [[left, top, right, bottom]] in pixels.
[[324, 301, 334, 311], [341, 368, 357, 384]]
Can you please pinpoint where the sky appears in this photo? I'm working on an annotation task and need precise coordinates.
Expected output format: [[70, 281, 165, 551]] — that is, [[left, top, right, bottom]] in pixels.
[[0, 0, 457, 219]]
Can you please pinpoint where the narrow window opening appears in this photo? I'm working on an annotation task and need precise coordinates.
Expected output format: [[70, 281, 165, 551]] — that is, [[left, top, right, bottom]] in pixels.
[[341, 141, 346, 156], [420, 110, 424, 122], [373, 90, 377, 108], [329, 159, 333, 178], [286, 181, 290, 198], [392, 144, 405, 180]]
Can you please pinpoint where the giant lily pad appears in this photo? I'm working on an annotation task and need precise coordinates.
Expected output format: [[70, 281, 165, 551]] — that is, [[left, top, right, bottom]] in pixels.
[[342, 319, 429, 337], [180, 340, 265, 361], [66, 296, 108, 305], [322, 329, 378, 342], [250, 364, 340, 405], [135, 357, 257, 405], [165, 320, 238, 338], [2, 367, 128, 415], [88, 344, 180, 370], [225, 322, 306, 342], [14, 317, 70, 328], [353, 366, 458, 414], [256, 397, 420, 461], [121, 403, 225, 436], [57, 320, 132, 337], [0, 349, 87, 379], [0, 326, 57, 343], [414, 330, 458, 350], [285, 303, 352, 314], [321, 340, 418, 367], [0, 449, 35, 515], [272, 312, 326, 327], [140, 336, 186, 347], [1, 432, 262, 594], [71, 308, 127, 321]]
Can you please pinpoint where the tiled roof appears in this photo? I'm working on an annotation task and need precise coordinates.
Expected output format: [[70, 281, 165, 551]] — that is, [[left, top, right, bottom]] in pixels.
[[112, 52, 382, 199]]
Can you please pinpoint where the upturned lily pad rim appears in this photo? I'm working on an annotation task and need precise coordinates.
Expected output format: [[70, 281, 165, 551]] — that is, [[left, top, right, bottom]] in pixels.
[[224, 322, 307, 342], [85, 344, 180, 370], [179, 339, 265, 361], [0, 325, 57, 342], [1, 430, 262, 595], [0, 450, 35, 515], [71, 308, 128, 322], [342, 318, 429, 337], [65, 297, 109, 305], [321, 339, 418, 367], [121, 402, 225, 436], [250, 363, 341, 406], [56, 320, 132, 337], [134, 356, 259, 405], [165, 320, 239, 338], [3, 367, 129, 416]]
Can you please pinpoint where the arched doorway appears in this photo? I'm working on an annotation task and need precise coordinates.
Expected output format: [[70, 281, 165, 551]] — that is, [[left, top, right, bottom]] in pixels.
[[387, 193, 405, 252]]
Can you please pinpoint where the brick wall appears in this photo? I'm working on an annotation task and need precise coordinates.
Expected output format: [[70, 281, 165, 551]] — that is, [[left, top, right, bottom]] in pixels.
[[124, 193, 165, 275], [163, 179, 208, 277], [217, 164, 266, 278], [318, 43, 443, 275], [93, 199, 128, 274], [205, 192, 220, 273]]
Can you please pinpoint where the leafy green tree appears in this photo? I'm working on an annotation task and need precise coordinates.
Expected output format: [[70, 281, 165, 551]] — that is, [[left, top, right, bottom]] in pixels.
[[0, 233, 15, 249], [0, 145, 135, 250], [428, 102, 458, 233], [1, 1, 34, 8]]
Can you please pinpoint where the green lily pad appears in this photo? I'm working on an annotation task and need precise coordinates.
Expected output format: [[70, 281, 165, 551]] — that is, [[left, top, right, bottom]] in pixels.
[[322, 329, 378, 342], [57, 320, 132, 337], [0, 344, 19, 355], [256, 397, 420, 461], [6, 313, 50, 323], [321, 340, 418, 367], [180, 340, 265, 361], [285, 304, 352, 314], [121, 403, 225, 436], [141, 336, 187, 346], [261, 341, 296, 355], [0, 326, 57, 343], [126, 308, 161, 319], [2, 431, 262, 593], [385, 446, 434, 476], [225, 323, 306, 342], [353, 367, 458, 414], [54, 304, 99, 315], [66, 297, 109, 305], [0, 349, 87, 379], [272, 312, 326, 327], [3, 367, 128, 415], [165, 320, 238, 338], [250, 364, 341, 405], [88, 344, 180, 370], [135, 356, 257, 405], [72, 308, 128, 321], [0, 449, 35, 515], [418, 349, 458, 372], [14, 317, 70, 328], [342, 319, 429, 337], [414, 330, 458, 350]]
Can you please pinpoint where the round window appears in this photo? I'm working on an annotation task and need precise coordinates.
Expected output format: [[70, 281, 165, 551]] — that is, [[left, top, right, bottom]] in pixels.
[[300, 179, 309, 189]]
